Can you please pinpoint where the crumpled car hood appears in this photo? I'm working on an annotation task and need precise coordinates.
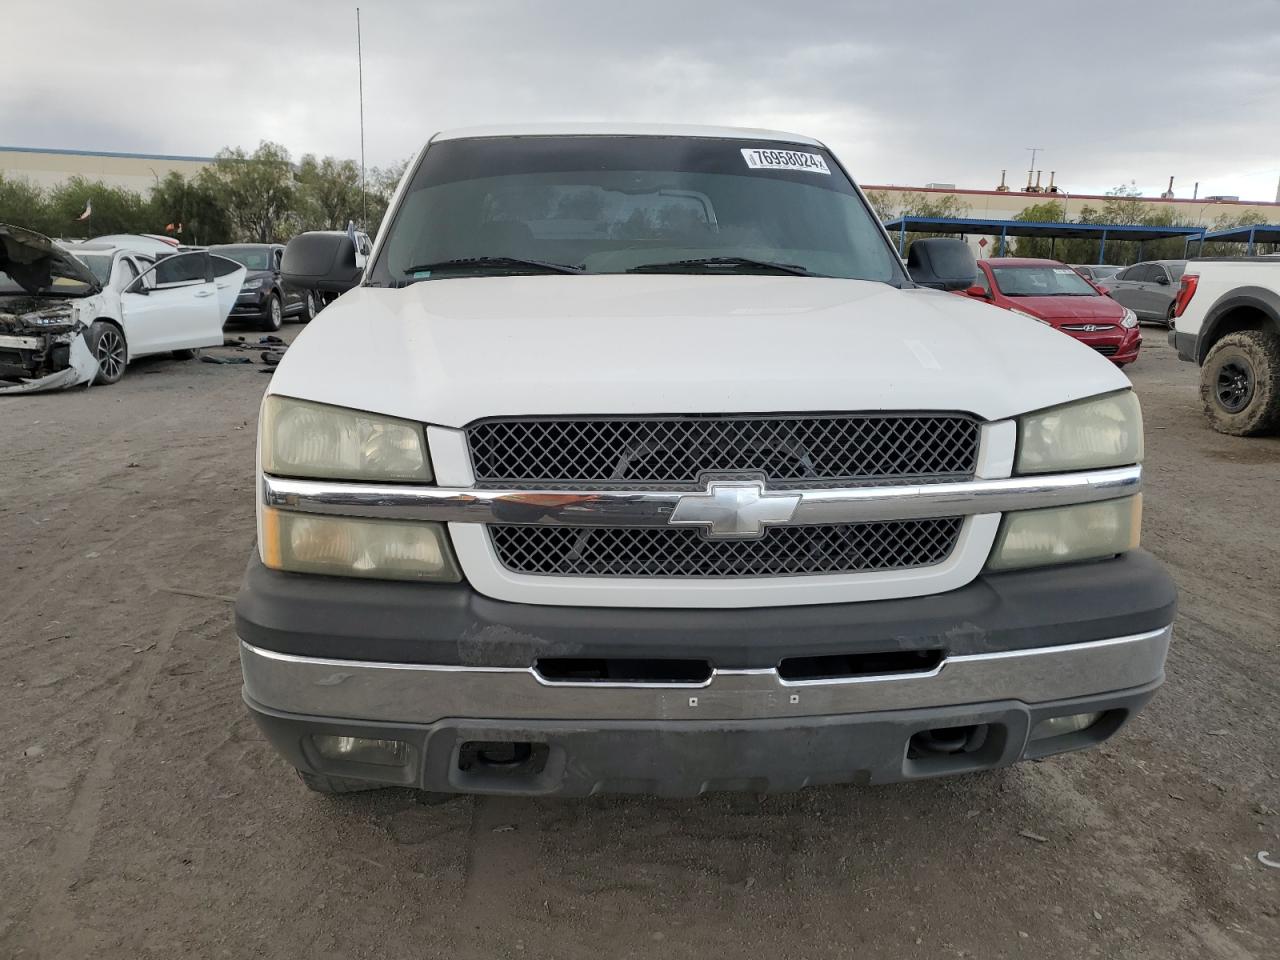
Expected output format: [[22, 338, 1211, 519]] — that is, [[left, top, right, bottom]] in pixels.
[[0, 222, 102, 293]]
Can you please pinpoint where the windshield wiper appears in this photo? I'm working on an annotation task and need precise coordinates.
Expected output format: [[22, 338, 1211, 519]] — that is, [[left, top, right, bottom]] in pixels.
[[398, 256, 583, 284], [626, 256, 815, 277]]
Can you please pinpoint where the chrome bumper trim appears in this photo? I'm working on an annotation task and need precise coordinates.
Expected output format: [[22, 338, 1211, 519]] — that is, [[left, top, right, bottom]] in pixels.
[[261, 464, 1142, 528], [240, 625, 1170, 724]]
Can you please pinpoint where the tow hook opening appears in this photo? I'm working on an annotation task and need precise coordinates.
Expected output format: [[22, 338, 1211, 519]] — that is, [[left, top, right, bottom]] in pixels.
[[457, 740, 549, 777], [908, 724, 990, 758]]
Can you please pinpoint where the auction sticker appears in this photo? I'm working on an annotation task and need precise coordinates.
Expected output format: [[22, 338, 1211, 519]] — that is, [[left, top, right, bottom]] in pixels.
[[741, 148, 831, 174]]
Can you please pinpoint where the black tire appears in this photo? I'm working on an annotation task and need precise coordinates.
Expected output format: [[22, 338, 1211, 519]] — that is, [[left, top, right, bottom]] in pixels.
[[260, 293, 284, 332], [1199, 329, 1280, 436], [297, 769, 384, 794], [1165, 302, 1176, 328], [298, 291, 317, 323], [171, 347, 200, 361], [88, 320, 127, 385]]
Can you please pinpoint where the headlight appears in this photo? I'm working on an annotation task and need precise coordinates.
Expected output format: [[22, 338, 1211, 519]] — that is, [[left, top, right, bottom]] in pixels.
[[988, 495, 1141, 571], [241, 277, 264, 290], [1010, 307, 1051, 325], [1120, 308, 1138, 329], [260, 508, 460, 581], [1016, 391, 1143, 474], [261, 395, 432, 482]]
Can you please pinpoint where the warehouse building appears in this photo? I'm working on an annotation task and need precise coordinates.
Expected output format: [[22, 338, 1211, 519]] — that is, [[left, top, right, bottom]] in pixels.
[[0, 146, 215, 193], [863, 182, 1280, 228]]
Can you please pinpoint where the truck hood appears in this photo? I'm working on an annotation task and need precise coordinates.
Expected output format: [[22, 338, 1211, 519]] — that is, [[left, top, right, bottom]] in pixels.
[[1004, 295, 1126, 323], [0, 223, 102, 293], [268, 275, 1130, 425]]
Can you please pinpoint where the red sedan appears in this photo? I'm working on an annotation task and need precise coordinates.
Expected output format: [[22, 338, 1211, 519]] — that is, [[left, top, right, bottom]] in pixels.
[[962, 258, 1142, 367]]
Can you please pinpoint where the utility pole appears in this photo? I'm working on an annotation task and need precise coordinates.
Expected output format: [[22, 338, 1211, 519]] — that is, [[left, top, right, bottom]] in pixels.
[[357, 7, 367, 230]]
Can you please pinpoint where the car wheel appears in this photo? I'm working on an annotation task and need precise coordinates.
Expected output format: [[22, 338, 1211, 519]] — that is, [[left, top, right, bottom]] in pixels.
[[171, 348, 200, 361], [89, 321, 127, 385], [1199, 330, 1280, 436], [261, 293, 284, 332], [1165, 303, 1176, 328], [300, 291, 317, 323]]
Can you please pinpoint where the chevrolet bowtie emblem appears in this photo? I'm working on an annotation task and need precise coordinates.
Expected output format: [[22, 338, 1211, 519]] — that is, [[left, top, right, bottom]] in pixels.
[[669, 481, 801, 539]]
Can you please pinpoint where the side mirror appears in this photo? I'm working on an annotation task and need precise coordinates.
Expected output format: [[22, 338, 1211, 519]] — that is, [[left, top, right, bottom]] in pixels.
[[126, 279, 148, 296], [1155, 275, 1170, 285], [964, 285, 990, 299], [281, 232, 362, 295], [906, 238, 978, 291]]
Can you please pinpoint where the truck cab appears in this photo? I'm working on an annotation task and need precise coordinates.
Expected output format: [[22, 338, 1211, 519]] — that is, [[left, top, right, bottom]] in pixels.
[[237, 125, 1174, 797]]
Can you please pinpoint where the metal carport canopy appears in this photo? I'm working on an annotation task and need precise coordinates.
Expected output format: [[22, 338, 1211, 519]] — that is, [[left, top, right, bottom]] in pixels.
[[1197, 223, 1280, 255], [881, 215, 1207, 259]]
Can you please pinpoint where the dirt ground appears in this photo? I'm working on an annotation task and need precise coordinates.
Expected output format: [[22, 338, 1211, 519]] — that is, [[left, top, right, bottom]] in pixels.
[[1, 324, 1277, 960]]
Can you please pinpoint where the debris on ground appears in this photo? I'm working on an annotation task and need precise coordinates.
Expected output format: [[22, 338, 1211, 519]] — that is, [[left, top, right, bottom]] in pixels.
[[201, 355, 252, 365], [1018, 830, 1050, 843], [1259, 851, 1280, 869]]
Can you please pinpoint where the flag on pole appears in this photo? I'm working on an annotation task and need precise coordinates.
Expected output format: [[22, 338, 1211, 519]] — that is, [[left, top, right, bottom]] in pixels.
[[74, 200, 92, 222]]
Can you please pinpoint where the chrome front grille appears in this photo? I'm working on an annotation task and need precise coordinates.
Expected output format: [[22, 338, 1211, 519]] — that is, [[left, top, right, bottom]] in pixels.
[[488, 519, 964, 578], [466, 413, 980, 490]]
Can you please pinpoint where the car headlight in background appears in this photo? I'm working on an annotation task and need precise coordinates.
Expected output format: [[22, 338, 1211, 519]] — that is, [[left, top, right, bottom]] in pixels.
[[987, 495, 1142, 571], [1120, 307, 1138, 329], [241, 277, 264, 290], [1016, 390, 1143, 474], [259, 509, 460, 581], [261, 395, 432, 482]]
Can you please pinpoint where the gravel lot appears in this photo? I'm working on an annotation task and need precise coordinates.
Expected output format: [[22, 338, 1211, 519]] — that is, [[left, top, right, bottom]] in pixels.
[[2, 327, 1277, 959]]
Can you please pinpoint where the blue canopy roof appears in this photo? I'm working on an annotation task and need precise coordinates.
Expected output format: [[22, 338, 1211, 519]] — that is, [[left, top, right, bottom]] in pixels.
[[1198, 224, 1280, 252], [881, 216, 1207, 257]]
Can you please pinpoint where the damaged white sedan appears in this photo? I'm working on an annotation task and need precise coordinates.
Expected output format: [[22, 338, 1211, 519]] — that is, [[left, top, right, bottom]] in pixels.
[[0, 224, 244, 393]]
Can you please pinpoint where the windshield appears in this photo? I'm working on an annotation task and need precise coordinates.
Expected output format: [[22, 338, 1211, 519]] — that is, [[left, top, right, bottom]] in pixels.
[[211, 246, 272, 270], [369, 136, 904, 285], [71, 253, 114, 284], [991, 265, 1099, 297]]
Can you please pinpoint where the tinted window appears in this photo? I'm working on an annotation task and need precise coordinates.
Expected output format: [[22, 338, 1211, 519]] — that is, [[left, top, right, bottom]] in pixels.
[[1165, 262, 1185, 280], [1127, 264, 1153, 282], [371, 136, 904, 285], [210, 254, 243, 278], [153, 252, 209, 286]]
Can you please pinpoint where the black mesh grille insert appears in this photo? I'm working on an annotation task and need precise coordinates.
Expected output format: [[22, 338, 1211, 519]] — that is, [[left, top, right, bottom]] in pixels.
[[488, 519, 963, 578], [466, 414, 980, 490]]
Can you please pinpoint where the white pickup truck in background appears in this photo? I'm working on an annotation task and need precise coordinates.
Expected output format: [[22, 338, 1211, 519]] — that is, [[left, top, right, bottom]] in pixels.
[[1170, 257, 1280, 435]]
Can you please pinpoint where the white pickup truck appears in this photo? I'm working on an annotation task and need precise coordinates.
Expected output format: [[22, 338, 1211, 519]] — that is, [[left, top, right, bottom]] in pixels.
[[1169, 256, 1280, 435], [237, 124, 1175, 798]]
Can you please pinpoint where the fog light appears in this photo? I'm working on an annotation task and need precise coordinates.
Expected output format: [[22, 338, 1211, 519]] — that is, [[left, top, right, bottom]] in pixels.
[[312, 734, 409, 767], [1029, 712, 1103, 742]]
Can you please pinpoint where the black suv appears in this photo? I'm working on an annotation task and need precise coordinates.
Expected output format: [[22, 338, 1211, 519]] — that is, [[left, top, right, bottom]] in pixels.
[[211, 244, 318, 331]]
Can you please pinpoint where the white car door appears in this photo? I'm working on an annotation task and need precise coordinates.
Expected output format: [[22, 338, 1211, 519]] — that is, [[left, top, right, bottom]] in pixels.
[[120, 252, 225, 356], [210, 254, 248, 323]]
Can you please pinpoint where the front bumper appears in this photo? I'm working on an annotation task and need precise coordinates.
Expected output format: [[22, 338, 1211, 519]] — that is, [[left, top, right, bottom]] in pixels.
[[237, 551, 1175, 795], [228, 292, 269, 321]]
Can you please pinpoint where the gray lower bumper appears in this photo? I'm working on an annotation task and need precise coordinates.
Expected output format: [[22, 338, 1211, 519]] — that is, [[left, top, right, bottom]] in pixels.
[[241, 626, 1169, 796]]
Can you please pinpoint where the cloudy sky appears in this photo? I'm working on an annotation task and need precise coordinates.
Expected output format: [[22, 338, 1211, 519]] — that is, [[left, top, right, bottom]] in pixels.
[[4, 0, 1279, 200]]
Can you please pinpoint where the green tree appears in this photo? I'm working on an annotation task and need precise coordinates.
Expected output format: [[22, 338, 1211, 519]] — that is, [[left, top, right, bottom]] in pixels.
[[199, 141, 297, 242], [48, 177, 152, 238], [296, 155, 363, 231], [0, 174, 54, 235], [148, 171, 232, 246]]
